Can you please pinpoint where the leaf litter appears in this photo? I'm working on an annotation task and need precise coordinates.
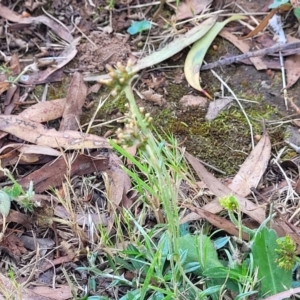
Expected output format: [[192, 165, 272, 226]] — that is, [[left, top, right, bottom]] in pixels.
[[1, 0, 300, 298]]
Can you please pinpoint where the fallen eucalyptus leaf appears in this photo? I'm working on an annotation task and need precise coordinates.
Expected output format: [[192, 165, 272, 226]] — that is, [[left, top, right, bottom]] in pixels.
[[0, 143, 62, 157], [228, 130, 271, 197], [19, 38, 80, 85], [19, 98, 66, 122], [0, 4, 73, 43], [176, 0, 213, 20], [184, 151, 265, 224], [59, 72, 87, 131], [0, 115, 110, 150], [0, 98, 66, 141]]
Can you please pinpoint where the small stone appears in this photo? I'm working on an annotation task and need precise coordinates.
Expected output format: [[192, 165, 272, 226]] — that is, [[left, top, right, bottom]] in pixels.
[[254, 134, 261, 141], [179, 95, 208, 107], [205, 98, 233, 121]]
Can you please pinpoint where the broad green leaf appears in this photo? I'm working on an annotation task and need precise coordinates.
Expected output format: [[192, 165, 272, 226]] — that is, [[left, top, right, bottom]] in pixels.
[[127, 20, 152, 35], [184, 15, 245, 98], [252, 227, 292, 296], [0, 190, 11, 217], [178, 234, 222, 276], [3, 182, 23, 199]]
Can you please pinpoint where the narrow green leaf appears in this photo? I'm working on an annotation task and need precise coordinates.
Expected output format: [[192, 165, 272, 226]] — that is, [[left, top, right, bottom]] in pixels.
[[0, 190, 11, 217], [203, 266, 250, 281], [132, 16, 217, 72], [184, 15, 245, 97], [252, 227, 292, 296]]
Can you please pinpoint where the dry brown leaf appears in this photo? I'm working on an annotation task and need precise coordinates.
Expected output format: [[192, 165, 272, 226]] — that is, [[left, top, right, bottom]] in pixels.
[[0, 143, 61, 157], [0, 233, 27, 259], [18, 151, 110, 193], [181, 205, 249, 240], [0, 82, 11, 96], [31, 285, 73, 300], [0, 4, 73, 43], [59, 72, 87, 131], [219, 29, 267, 70], [4, 54, 21, 114], [0, 115, 110, 150], [54, 205, 108, 226], [176, 0, 212, 20], [290, 0, 300, 8], [20, 38, 79, 85], [105, 153, 132, 208], [0, 273, 52, 300], [202, 130, 271, 212], [0, 97, 66, 147], [185, 151, 265, 224], [40, 256, 73, 273], [18, 153, 40, 163], [19, 98, 66, 122], [228, 130, 271, 197], [239, 8, 278, 40], [285, 35, 300, 88], [0, 210, 31, 228], [4, 84, 18, 108]]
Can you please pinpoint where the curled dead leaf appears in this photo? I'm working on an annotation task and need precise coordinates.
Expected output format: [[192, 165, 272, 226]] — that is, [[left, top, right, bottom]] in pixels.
[[0, 115, 110, 150], [184, 151, 265, 224], [0, 4, 73, 43]]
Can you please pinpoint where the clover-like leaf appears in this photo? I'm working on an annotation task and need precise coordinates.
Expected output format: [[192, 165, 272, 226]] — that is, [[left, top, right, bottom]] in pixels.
[[269, 0, 290, 9], [127, 20, 151, 35]]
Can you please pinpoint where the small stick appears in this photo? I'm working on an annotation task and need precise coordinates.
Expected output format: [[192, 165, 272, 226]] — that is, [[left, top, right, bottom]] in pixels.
[[201, 41, 300, 70], [279, 50, 288, 110]]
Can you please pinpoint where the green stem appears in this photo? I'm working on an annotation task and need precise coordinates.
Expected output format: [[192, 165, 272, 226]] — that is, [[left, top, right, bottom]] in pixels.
[[228, 210, 255, 239]]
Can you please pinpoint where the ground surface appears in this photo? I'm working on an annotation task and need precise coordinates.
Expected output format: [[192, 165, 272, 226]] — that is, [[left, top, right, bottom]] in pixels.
[[1, 0, 300, 299]]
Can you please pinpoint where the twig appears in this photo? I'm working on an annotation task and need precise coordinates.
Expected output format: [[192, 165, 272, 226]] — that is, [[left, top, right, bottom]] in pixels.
[[153, 0, 166, 20], [279, 50, 288, 110], [263, 287, 300, 300], [201, 42, 300, 70], [197, 159, 226, 175]]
